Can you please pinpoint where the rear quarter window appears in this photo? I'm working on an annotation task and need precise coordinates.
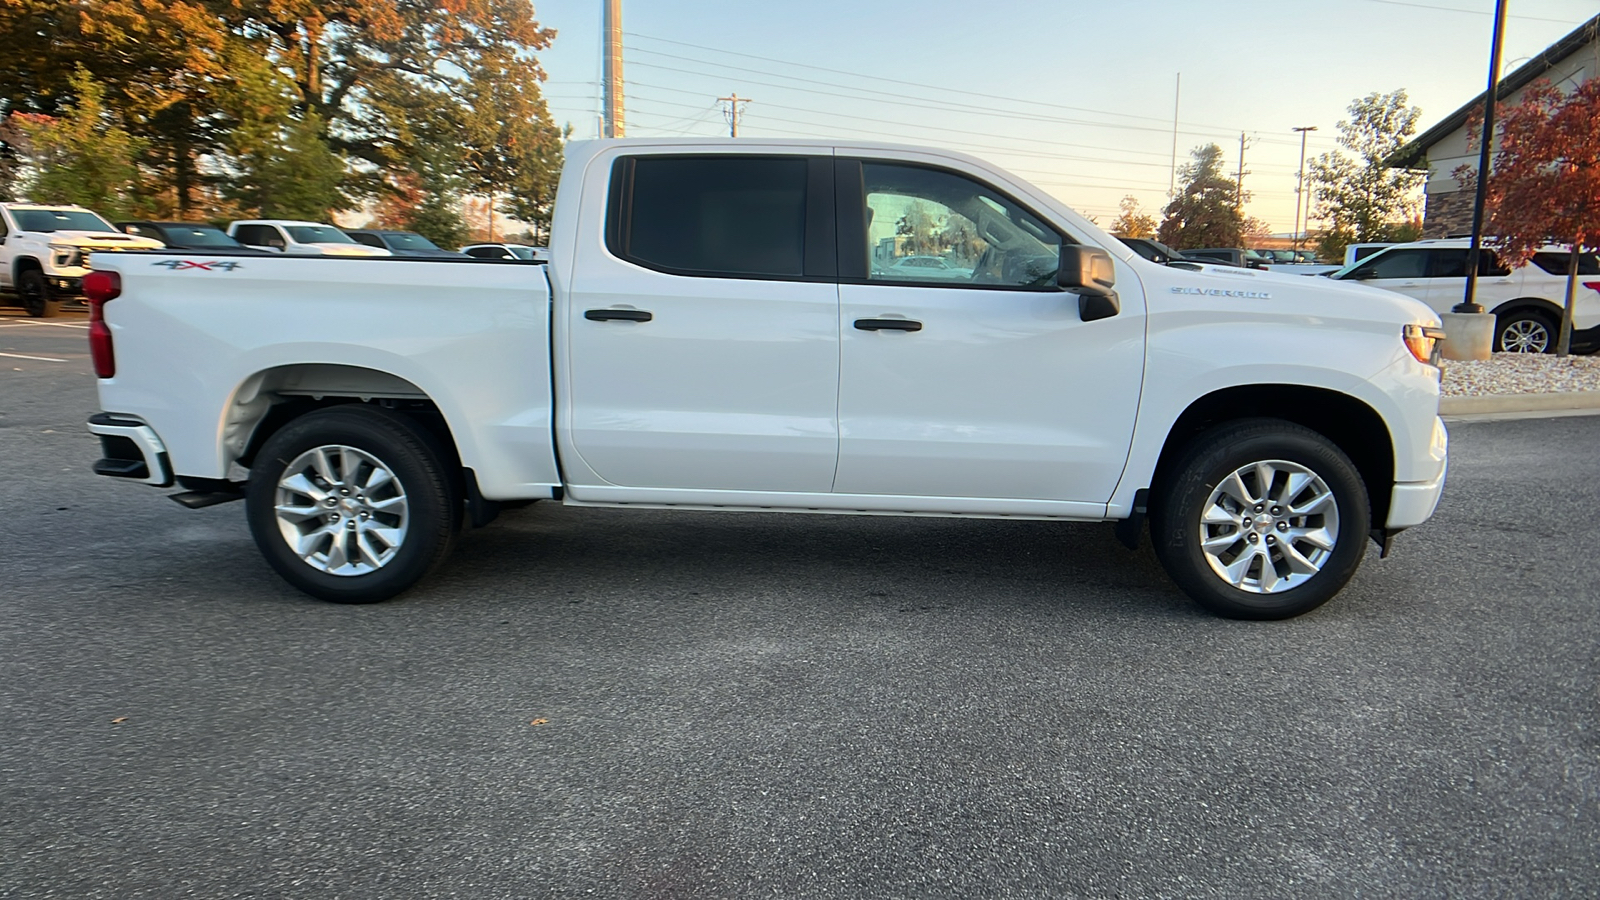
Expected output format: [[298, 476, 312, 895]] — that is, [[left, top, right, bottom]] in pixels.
[[608, 155, 810, 279]]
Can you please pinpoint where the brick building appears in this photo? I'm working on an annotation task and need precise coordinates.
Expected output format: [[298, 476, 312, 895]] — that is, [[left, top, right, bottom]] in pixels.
[[1386, 14, 1598, 238]]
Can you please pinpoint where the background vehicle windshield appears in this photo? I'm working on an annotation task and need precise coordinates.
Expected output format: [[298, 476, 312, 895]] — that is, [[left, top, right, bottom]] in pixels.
[[15, 209, 117, 233], [382, 233, 442, 251], [286, 226, 356, 244], [168, 226, 241, 247]]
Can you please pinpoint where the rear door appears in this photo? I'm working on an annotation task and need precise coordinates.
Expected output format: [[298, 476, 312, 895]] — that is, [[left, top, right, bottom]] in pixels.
[[562, 152, 841, 493], [1423, 248, 1516, 312], [832, 158, 1145, 503]]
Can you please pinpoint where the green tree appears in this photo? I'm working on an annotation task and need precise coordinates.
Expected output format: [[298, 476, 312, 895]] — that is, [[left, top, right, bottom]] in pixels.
[[1111, 195, 1157, 238], [14, 67, 145, 217], [227, 111, 346, 220], [1309, 90, 1425, 245], [1158, 144, 1243, 249]]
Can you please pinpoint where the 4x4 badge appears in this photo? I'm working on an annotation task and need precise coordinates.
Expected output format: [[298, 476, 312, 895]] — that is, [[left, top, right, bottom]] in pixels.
[[151, 259, 243, 271]]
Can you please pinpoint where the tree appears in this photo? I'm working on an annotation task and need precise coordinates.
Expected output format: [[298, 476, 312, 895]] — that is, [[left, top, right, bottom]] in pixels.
[[1111, 195, 1157, 238], [1309, 90, 1425, 248], [1466, 78, 1600, 356], [226, 111, 346, 220], [1158, 144, 1243, 249], [12, 67, 145, 217]]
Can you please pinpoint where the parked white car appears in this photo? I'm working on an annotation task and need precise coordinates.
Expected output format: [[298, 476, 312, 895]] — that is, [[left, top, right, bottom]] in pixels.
[[1327, 238, 1600, 353], [461, 243, 548, 262], [227, 220, 391, 257], [85, 138, 1449, 620], [0, 203, 163, 316]]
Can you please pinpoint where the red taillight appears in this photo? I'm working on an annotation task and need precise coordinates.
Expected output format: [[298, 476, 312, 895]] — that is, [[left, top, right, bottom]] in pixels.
[[83, 271, 121, 379], [1584, 281, 1600, 294]]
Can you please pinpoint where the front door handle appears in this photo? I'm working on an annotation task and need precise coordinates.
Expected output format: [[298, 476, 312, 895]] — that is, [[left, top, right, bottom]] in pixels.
[[585, 308, 652, 322], [854, 318, 922, 332]]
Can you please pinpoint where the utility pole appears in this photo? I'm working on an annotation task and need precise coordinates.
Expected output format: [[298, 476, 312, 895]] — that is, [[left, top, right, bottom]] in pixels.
[[1292, 126, 1318, 251], [719, 94, 751, 137], [1168, 73, 1181, 197], [1234, 132, 1250, 212], [602, 0, 624, 138]]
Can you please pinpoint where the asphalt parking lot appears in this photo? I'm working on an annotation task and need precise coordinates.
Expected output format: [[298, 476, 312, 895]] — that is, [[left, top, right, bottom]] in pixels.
[[3, 307, 1598, 899]]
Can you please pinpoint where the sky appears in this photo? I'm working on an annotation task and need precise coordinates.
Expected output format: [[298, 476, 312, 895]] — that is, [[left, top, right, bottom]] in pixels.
[[527, 0, 1597, 236]]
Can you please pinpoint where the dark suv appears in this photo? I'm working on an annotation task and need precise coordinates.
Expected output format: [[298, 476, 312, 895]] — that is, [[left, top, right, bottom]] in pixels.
[[1182, 248, 1273, 270], [344, 230, 468, 258]]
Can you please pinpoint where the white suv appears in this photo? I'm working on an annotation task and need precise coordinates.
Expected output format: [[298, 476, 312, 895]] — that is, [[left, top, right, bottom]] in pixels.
[[227, 220, 390, 257], [1328, 239, 1600, 353]]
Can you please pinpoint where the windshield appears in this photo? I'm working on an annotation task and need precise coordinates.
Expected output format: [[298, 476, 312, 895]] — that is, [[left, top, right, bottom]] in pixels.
[[380, 232, 442, 251], [285, 225, 356, 244], [165, 226, 240, 247], [506, 246, 536, 259], [15, 209, 117, 233]]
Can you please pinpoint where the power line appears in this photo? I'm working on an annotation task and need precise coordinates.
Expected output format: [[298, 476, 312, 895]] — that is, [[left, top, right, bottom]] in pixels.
[[623, 33, 1345, 147], [1352, 0, 1581, 23]]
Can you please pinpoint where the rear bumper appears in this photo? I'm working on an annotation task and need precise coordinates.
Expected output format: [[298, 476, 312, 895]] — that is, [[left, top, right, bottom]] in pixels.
[[87, 413, 173, 487], [1568, 323, 1600, 354]]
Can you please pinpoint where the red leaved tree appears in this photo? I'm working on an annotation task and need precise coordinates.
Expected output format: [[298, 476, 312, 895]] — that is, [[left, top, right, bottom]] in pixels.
[[1467, 78, 1600, 356]]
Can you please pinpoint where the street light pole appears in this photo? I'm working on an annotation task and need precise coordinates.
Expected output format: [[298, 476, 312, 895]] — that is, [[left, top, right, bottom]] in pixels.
[[1458, 0, 1509, 314], [1292, 126, 1317, 252]]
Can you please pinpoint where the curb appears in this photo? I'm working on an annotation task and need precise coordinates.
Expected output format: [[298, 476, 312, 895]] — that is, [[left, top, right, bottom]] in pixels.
[[1439, 390, 1600, 415]]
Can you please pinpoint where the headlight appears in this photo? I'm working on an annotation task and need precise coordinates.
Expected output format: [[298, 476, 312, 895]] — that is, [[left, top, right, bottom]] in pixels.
[[1403, 324, 1446, 366]]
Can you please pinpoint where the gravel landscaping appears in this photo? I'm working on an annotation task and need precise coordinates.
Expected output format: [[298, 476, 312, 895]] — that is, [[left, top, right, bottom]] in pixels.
[[1441, 353, 1600, 396]]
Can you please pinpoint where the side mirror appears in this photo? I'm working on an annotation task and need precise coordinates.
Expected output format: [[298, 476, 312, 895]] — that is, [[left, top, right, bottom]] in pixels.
[[1058, 245, 1120, 322]]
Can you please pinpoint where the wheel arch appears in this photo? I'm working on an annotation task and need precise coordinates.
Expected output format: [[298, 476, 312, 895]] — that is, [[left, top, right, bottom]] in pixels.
[[1491, 297, 1563, 322], [1150, 384, 1395, 529], [13, 255, 43, 280], [224, 364, 460, 473]]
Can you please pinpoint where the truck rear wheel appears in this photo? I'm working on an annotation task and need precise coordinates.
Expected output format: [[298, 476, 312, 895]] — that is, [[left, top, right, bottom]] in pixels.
[[19, 269, 62, 318], [1150, 419, 1370, 620], [246, 405, 461, 603]]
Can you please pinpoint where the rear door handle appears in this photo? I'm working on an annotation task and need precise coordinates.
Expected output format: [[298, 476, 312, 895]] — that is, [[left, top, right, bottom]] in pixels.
[[854, 318, 922, 332], [585, 308, 652, 322]]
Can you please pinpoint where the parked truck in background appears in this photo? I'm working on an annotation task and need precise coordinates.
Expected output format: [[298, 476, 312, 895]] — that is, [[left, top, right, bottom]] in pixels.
[[84, 138, 1449, 620], [1, 203, 163, 316]]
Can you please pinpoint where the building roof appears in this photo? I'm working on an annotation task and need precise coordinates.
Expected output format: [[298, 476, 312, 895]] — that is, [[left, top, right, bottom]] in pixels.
[[1387, 13, 1599, 170]]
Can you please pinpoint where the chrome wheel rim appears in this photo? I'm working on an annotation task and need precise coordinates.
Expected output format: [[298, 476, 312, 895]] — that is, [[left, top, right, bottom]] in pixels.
[[1199, 459, 1340, 595], [1500, 319, 1550, 353], [274, 445, 409, 576]]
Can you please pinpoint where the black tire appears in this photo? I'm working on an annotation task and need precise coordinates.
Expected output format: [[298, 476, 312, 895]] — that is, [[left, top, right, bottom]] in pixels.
[[18, 269, 62, 318], [246, 405, 461, 603], [1150, 419, 1370, 620], [1494, 309, 1556, 354]]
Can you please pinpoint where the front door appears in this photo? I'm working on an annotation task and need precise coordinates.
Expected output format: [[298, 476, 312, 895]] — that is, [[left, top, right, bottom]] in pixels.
[[1341, 247, 1432, 305], [832, 159, 1145, 503], [563, 153, 841, 493]]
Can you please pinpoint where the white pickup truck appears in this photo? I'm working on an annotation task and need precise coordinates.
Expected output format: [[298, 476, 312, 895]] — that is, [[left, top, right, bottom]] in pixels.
[[83, 139, 1449, 619], [1, 203, 163, 316]]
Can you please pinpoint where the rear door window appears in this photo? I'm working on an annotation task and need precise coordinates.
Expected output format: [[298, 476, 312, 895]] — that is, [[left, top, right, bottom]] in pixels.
[[1531, 251, 1600, 276], [608, 155, 829, 280]]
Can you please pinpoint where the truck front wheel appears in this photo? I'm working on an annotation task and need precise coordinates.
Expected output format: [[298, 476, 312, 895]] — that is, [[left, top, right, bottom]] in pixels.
[[246, 405, 461, 603], [1150, 419, 1370, 620], [19, 269, 62, 318]]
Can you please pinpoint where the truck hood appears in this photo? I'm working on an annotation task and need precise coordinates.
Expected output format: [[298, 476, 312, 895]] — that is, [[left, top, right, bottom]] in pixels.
[[1158, 262, 1441, 327], [41, 230, 164, 250], [294, 243, 392, 257]]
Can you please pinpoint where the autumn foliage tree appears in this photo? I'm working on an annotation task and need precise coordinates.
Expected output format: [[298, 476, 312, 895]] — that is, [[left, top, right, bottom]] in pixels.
[[1159, 144, 1244, 250], [1464, 78, 1600, 356], [1111, 195, 1157, 238]]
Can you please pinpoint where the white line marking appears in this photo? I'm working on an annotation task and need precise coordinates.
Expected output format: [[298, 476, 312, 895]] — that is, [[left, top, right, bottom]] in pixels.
[[0, 351, 68, 362], [0, 320, 89, 329]]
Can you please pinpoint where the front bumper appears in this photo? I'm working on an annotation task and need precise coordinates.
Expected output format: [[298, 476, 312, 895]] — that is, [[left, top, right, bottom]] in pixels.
[[87, 413, 173, 487], [46, 274, 84, 298], [1386, 416, 1448, 529]]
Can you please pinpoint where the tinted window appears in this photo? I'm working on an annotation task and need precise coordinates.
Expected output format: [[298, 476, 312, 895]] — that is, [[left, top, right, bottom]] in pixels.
[[464, 246, 508, 259], [15, 209, 116, 233], [1531, 251, 1600, 276], [863, 162, 1062, 289], [286, 225, 356, 244], [379, 232, 442, 251], [1350, 249, 1427, 279], [1429, 249, 1511, 277], [616, 156, 807, 278], [349, 232, 385, 249], [164, 226, 238, 247]]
